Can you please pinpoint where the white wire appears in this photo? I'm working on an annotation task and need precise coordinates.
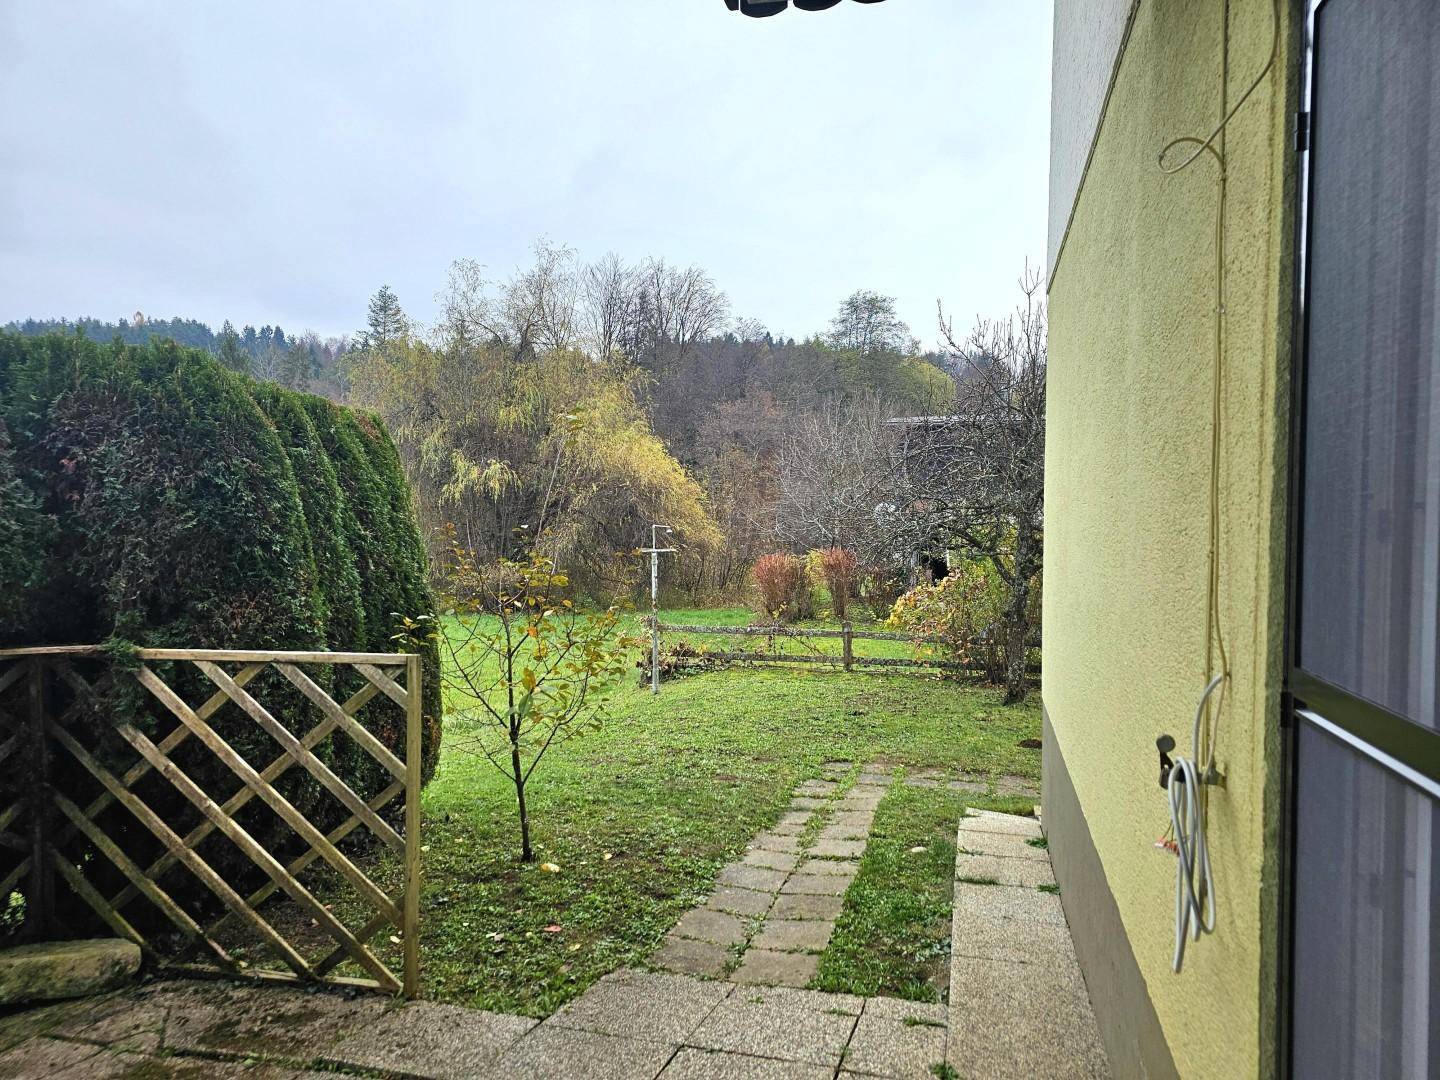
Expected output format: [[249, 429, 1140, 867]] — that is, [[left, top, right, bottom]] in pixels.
[[1169, 673, 1223, 973]]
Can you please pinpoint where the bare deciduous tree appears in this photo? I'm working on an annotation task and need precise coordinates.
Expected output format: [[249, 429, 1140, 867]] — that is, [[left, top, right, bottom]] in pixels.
[[894, 268, 1046, 703], [771, 393, 903, 572]]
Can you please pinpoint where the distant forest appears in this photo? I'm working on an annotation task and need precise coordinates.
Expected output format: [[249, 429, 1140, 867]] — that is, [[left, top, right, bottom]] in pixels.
[[3, 315, 352, 394], [7, 244, 974, 599]]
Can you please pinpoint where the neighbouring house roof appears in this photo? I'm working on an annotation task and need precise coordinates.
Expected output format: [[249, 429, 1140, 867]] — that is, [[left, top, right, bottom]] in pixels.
[[724, 0, 888, 17]]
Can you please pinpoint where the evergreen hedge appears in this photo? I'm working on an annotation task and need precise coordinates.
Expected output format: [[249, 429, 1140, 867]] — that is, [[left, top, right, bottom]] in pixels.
[[0, 333, 440, 916]]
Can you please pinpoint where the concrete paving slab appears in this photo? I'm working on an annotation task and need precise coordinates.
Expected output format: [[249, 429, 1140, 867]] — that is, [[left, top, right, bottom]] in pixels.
[[771, 893, 844, 921], [845, 1013, 948, 1079], [794, 858, 858, 878], [719, 864, 788, 892], [729, 949, 819, 987], [994, 775, 1040, 797], [766, 821, 805, 836], [948, 778, 989, 794], [809, 838, 866, 859], [686, 995, 855, 1066], [736, 986, 865, 1016], [820, 823, 870, 840], [742, 849, 800, 872], [775, 811, 812, 828], [790, 797, 828, 811], [794, 781, 838, 797], [861, 997, 947, 1026], [958, 810, 1041, 839], [950, 886, 1076, 965], [781, 873, 850, 896], [674, 908, 750, 947], [947, 955, 1109, 1079], [829, 811, 875, 829], [490, 1023, 677, 1079], [748, 919, 834, 954], [953, 853, 1055, 888], [652, 936, 730, 977], [161, 983, 387, 1059], [660, 1046, 832, 1079], [26, 992, 166, 1054], [749, 832, 803, 854], [547, 969, 730, 1045], [955, 831, 1049, 861], [326, 1000, 535, 1079], [0, 1036, 111, 1079], [706, 886, 776, 918]]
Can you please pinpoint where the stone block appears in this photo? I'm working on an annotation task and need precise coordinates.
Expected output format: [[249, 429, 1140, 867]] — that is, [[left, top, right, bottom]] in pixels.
[[0, 940, 140, 1006]]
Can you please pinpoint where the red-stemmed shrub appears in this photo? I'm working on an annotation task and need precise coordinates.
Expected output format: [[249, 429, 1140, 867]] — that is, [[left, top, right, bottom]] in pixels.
[[817, 547, 858, 620], [752, 552, 809, 622]]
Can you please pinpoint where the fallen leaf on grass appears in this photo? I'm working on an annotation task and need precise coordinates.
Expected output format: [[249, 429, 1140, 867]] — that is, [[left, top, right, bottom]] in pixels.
[[540, 862, 561, 873], [544, 924, 563, 934]]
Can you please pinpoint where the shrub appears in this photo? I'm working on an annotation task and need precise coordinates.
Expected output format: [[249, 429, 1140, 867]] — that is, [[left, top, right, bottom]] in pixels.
[[860, 565, 905, 618], [0, 333, 442, 919], [0, 423, 52, 638], [887, 559, 1007, 681], [752, 552, 810, 623], [817, 547, 859, 620]]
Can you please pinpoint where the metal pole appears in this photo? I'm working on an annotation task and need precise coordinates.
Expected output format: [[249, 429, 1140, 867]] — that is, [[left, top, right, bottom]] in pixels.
[[651, 544, 660, 695], [644, 525, 674, 696]]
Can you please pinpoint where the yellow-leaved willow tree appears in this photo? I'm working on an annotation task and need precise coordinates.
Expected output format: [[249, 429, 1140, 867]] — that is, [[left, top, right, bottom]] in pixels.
[[347, 271, 720, 600]]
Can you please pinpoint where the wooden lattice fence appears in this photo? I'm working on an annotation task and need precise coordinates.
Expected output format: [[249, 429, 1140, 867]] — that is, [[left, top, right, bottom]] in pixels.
[[0, 646, 423, 995]]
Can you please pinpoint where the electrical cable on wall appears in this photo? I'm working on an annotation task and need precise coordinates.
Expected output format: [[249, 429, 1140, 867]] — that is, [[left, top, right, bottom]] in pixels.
[[1153, 0, 1279, 975]]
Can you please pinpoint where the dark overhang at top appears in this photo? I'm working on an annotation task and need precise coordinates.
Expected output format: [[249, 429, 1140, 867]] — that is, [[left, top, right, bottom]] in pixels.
[[724, 0, 887, 17]]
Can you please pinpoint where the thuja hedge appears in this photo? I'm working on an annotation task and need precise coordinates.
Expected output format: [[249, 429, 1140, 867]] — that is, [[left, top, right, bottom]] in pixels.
[[0, 333, 440, 917]]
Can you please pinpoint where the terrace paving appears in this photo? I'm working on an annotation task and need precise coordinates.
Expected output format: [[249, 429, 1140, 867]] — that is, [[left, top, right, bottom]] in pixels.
[[0, 775, 1106, 1078]]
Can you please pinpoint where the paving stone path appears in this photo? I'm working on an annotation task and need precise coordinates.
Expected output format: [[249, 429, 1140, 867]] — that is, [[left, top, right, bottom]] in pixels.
[[0, 779, 1108, 1079], [945, 808, 1109, 1079], [652, 761, 891, 989]]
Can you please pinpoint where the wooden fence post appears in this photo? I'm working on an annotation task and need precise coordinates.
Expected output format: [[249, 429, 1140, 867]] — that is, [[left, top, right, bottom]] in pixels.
[[402, 653, 422, 998], [842, 622, 854, 673], [26, 658, 53, 940]]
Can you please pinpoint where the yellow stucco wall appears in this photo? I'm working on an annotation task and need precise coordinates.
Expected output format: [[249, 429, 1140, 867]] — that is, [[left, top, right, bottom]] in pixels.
[[1044, 2, 1295, 1077]]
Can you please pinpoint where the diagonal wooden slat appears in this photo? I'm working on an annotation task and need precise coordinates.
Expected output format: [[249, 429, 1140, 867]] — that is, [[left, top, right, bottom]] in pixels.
[[5, 663, 268, 907], [106, 697, 399, 991], [0, 661, 26, 699], [51, 851, 148, 951], [216, 778, 404, 940], [135, 664, 400, 925], [107, 680, 385, 915], [197, 662, 402, 853], [17, 649, 421, 996], [51, 791, 236, 971], [355, 664, 410, 711], [49, 722, 314, 980], [276, 664, 406, 782]]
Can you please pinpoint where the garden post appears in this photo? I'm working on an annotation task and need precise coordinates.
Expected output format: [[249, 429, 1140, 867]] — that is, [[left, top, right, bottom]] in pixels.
[[403, 652, 423, 997], [842, 622, 853, 672], [26, 658, 53, 940]]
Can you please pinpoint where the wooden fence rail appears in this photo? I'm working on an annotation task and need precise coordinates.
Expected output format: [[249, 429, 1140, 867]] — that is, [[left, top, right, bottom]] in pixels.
[[0, 645, 423, 996]]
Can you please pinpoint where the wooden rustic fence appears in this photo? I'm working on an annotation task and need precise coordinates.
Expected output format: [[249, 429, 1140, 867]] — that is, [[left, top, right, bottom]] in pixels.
[[645, 620, 1030, 678], [0, 646, 423, 996]]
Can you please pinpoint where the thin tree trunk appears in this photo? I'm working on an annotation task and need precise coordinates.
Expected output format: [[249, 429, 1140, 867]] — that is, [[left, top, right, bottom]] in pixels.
[[1002, 527, 1038, 705], [511, 734, 533, 861]]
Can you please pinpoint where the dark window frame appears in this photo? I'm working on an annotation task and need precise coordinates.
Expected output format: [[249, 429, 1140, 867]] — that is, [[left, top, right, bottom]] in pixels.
[[1282, 0, 1440, 1075]]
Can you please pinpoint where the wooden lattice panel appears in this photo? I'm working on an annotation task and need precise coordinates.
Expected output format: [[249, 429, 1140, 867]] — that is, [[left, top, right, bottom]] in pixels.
[[0, 648, 422, 996]]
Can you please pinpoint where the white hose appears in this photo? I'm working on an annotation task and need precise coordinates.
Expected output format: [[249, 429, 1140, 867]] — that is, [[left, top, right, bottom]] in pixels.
[[1170, 673, 1223, 973]]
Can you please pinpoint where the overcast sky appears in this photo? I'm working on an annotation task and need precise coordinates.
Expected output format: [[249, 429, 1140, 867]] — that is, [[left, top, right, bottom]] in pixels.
[[0, 1, 1051, 348]]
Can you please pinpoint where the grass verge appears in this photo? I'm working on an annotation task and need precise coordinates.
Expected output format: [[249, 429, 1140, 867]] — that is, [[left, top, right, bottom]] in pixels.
[[813, 780, 1033, 1002]]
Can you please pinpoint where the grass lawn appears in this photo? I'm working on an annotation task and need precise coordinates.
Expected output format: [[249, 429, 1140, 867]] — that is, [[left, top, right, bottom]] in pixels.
[[816, 781, 969, 1001], [342, 607, 1040, 1017]]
